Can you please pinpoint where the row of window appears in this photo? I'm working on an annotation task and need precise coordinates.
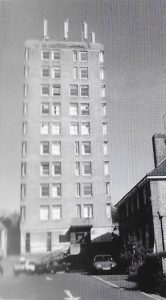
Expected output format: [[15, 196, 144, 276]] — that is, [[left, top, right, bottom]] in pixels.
[[22, 202, 110, 223], [23, 84, 106, 98], [22, 139, 108, 157], [120, 187, 148, 221], [39, 141, 91, 156], [23, 101, 102, 119], [21, 160, 110, 178], [22, 140, 108, 157], [25, 49, 104, 63], [22, 102, 107, 117], [39, 122, 107, 136], [20, 181, 110, 200], [25, 48, 104, 64]]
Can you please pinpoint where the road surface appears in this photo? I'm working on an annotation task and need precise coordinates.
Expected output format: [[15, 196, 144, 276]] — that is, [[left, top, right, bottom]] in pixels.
[[0, 272, 165, 300]]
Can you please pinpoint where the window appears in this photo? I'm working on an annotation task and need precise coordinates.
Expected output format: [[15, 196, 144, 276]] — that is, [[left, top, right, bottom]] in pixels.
[[24, 65, 28, 78], [40, 162, 49, 176], [21, 206, 26, 221], [40, 142, 49, 155], [23, 103, 28, 116], [52, 141, 61, 155], [52, 84, 60, 96], [21, 184, 26, 199], [73, 67, 78, 79], [70, 84, 78, 97], [24, 84, 28, 97], [25, 233, 30, 253], [136, 193, 140, 210], [42, 49, 50, 60], [76, 204, 81, 218], [69, 103, 78, 116], [82, 142, 91, 155], [81, 122, 90, 135], [143, 187, 147, 205], [100, 68, 105, 80], [75, 141, 80, 155], [73, 50, 77, 62], [102, 103, 107, 116], [102, 122, 107, 135], [70, 122, 79, 135], [82, 162, 91, 175], [75, 162, 80, 176], [52, 103, 61, 116], [83, 204, 93, 218], [51, 122, 61, 135], [52, 66, 60, 78], [25, 48, 29, 60], [80, 85, 89, 97], [21, 162, 26, 177], [80, 103, 89, 116], [40, 184, 49, 197], [100, 85, 106, 98], [80, 67, 88, 79], [106, 203, 111, 219], [52, 183, 61, 198], [105, 182, 110, 196], [76, 183, 81, 197], [99, 51, 104, 63], [79, 51, 88, 62], [52, 205, 62, 220], [52, 162, 61, 176], [22, 122, 28, 135], [41, 123, 49, 135], [47, 232, 52, 252], [42, 66, 50, 77], [83, 183, 92, 196], [22, 141, 27, 156], [52, 50, 60, 60], [41, 103, 49, 115], [104, 161, 109, 176], [40, 206, 49, 220], [41, 84, 49, 96], [103, 141, 108, 155]]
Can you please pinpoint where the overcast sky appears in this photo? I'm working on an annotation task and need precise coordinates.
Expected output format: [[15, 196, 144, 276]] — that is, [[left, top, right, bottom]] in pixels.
[[0, 0, 166, 213]]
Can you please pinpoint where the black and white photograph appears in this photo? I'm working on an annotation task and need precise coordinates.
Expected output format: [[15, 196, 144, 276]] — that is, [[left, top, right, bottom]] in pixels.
[[0, 0, 166, 299]]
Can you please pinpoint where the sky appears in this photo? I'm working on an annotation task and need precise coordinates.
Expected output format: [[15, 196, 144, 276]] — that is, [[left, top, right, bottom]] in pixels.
[[0, 0, 166, 213]]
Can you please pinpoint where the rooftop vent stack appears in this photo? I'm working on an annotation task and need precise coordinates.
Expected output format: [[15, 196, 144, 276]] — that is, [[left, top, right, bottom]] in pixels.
[[163, 113, 166, 133], [43, 19, 49, 40], [91, 32, 96, 43], [64, 19, 69, 40], [83, 22, 88, 40]]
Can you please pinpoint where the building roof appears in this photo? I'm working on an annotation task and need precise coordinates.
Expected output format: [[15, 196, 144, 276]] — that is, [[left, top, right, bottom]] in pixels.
[[115, 158, 166, 208], [147, 157, 166, 176]]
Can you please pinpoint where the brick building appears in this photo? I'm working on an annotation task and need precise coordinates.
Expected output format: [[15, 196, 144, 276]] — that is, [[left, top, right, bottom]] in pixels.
[[116, 135, 166, 253], [20, 21, 112, 255]]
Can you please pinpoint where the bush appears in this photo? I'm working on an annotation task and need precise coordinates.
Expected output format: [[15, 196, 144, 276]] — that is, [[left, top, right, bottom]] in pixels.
[[160, 278, 166, 297], [137, 254, 163, 293]]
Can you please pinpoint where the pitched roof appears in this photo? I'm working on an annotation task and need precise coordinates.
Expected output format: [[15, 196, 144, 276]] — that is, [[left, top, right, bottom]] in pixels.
[[148, 157, 166, 177]]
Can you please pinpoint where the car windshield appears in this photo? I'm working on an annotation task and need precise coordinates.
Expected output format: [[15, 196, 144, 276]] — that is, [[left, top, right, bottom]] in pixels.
[[94, 255, 112, 262]]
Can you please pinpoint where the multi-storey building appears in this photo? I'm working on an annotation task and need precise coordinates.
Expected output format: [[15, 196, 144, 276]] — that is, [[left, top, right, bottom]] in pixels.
[[20, 22, 112, 255]]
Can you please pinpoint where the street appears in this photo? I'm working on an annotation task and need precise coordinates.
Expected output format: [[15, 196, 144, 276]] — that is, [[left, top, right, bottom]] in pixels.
[[0, 272, 165, 300]]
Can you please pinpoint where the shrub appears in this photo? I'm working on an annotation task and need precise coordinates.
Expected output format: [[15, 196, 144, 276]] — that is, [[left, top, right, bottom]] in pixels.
[[137, 254, 163, 293]]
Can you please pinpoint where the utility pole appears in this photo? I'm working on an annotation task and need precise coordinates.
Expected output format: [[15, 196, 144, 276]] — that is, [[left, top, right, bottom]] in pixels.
[[157, 211, 165, 251]]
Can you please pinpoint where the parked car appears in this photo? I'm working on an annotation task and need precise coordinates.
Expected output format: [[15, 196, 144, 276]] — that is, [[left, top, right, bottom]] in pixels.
[[91, 254, 117, 274], [35, 260, 48, 275], [47, 258, 69, 274], [13, 257, 35, 275]]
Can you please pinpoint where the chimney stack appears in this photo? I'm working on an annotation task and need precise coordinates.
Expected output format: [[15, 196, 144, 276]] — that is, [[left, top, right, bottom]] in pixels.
[[64, 19, 69, 40]]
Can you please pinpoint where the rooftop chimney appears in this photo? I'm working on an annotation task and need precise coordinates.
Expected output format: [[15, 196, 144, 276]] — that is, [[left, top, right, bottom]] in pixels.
[[83, 22, 88, 40], [91, 32, 96, 43], [43, 19, 49, 40], [64, 19, 69, 40]]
